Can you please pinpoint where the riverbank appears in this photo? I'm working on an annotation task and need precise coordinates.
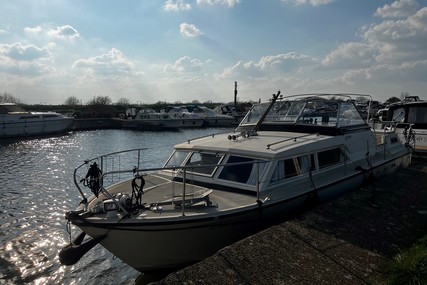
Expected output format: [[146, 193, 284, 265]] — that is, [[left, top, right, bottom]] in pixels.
[[154, 159, 427, 284]]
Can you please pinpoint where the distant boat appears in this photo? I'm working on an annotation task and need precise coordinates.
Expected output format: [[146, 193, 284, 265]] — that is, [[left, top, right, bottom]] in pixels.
[[122, 107, 204, 131], [212, 103, 246, 123], [158, 106, 205, 128], [185, 105, 238, 127], [384, 100, 427, 156], [0, 103, 73, 139]]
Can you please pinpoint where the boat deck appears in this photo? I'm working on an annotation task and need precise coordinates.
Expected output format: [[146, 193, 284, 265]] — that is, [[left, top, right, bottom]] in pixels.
[[84, 173, 259, 220]]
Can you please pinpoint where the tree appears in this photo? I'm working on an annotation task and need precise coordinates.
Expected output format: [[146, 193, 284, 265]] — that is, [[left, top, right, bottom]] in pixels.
[[385, 97, 401, 105], [0, 92, 21, 103], [64, 96, 81, 106], [116, 97, 130, 106], [87, 95, 112, 105]]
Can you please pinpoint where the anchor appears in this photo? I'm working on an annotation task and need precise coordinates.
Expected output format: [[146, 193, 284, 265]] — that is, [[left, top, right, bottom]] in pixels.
[[59, 232, 106, 266]]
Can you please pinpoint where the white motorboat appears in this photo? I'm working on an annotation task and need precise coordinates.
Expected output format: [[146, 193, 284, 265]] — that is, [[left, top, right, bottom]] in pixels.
[[124, 108, 183, 130], [189, 105, 238, 127], [0, 103, 73, 138], [159, 106, 205, 128], [383, 100, 427, 156], [60, 92, 411, 272]]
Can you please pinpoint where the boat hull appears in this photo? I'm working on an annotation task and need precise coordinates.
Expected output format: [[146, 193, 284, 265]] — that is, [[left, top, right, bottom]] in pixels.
[[0, 117, 73, 138]]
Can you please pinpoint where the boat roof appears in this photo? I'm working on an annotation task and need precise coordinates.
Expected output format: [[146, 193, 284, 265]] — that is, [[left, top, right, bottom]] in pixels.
[[174, 130, 333, 159]]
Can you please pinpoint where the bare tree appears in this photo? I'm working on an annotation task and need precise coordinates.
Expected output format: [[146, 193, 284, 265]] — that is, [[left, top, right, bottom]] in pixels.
[[0, 92, 21, 103], [64, 96, 81, 106], [116, 97, 130, 106], [87, 95, 112, 105]]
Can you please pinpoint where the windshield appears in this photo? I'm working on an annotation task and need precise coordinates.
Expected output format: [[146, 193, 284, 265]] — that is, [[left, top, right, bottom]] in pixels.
[[239, 95, 366, 128], [164, 151, 189, 168]]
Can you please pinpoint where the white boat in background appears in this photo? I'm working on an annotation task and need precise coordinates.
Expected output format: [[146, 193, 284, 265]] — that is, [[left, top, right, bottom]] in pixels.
[[124, 108, 183, 130], [188, 105, 238, 127], [0, 103, 73, 139], [159, 106, 205, 128], [59, 92, 411, 272], [383, 100, 427, 156]]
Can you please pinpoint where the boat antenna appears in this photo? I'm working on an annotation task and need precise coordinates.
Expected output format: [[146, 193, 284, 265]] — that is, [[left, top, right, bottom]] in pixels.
[[253, 90, 281, 132]]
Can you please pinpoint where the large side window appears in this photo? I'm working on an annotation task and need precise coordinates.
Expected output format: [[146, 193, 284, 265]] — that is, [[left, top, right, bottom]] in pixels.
[[218, 156, 265, 185], [317, 148, 346, 169], [270, 154, 312, 183]]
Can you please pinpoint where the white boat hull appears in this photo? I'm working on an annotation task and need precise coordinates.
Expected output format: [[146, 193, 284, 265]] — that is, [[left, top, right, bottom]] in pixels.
[[0, 117, 73, 138]]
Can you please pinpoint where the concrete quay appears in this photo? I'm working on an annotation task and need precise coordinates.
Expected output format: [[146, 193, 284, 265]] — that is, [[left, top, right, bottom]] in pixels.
[[154, 160, 427, 285]]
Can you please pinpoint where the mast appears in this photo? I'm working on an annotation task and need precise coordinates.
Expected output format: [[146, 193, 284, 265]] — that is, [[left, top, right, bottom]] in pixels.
[[234, 81, 238, 108]]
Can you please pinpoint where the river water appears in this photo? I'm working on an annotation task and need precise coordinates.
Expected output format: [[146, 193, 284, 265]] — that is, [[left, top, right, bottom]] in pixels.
[[0, 128, 232, 285]]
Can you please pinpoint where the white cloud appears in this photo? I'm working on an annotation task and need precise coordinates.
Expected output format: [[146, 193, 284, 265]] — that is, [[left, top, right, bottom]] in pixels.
[[72, 48, 135, 76], [0, 42, 51, 61], [164, 56, 204, 73], [24, 26, 43, 35], [282, 0, 335, 7], [180, 23, 203, 37], [375, 0, 419, 19], [216, 52, 317, 78], [164, 0, 191, 11], [47, 25, 80, 41], [197, 0, 240, 7], [0, 42, 54, 76]]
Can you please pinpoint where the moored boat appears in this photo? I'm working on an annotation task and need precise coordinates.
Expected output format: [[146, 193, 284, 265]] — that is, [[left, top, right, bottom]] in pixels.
[[382, 99, 427, 156], [187, 105, 238, 127], [0, 103, 73, 138], [60, 92, 411, 272]]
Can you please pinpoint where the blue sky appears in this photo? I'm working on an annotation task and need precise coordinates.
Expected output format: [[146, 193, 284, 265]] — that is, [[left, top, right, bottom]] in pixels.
[[1, 0, 426, 104]]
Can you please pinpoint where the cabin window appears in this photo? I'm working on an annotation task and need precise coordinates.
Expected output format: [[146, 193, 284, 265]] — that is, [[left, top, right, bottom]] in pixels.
[[392, 108, 405, 122], [218, 156, 266, 185], [408, 107, 427, 124], [270, 154, 313, 183], [185, 152, 223, 176], [164, 151, 189, 168], [317, 148, 346, 169]]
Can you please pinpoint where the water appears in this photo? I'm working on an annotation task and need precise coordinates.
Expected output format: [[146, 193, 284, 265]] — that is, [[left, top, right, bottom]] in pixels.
[[0, 128, 231, 285]]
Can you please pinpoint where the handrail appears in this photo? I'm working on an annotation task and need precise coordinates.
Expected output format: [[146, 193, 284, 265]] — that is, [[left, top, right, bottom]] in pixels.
[[266, 133, 318, 149], [73, 148, 268, 216]]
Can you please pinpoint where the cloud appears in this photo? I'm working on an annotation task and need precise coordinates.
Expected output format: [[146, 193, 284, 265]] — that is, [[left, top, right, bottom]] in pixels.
[[72, 48, 135, 75], [0, 42, 51, 61], [163, 56, 204, 73], [0, 42, 54, 75], [163, 0, 191, 11], [197, 0, 240, 7], [282, 0, 335, 7], [24, 26, 43, 35], [180, 23, 203, 37], [322, 1, 427, 69], [47, 25, 80, 41], [216, 52, 317, 78], [375, 0, 419, 19]]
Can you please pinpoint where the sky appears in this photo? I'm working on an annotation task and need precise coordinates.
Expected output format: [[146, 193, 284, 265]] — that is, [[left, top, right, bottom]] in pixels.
[[0, 0, 427, 105]]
